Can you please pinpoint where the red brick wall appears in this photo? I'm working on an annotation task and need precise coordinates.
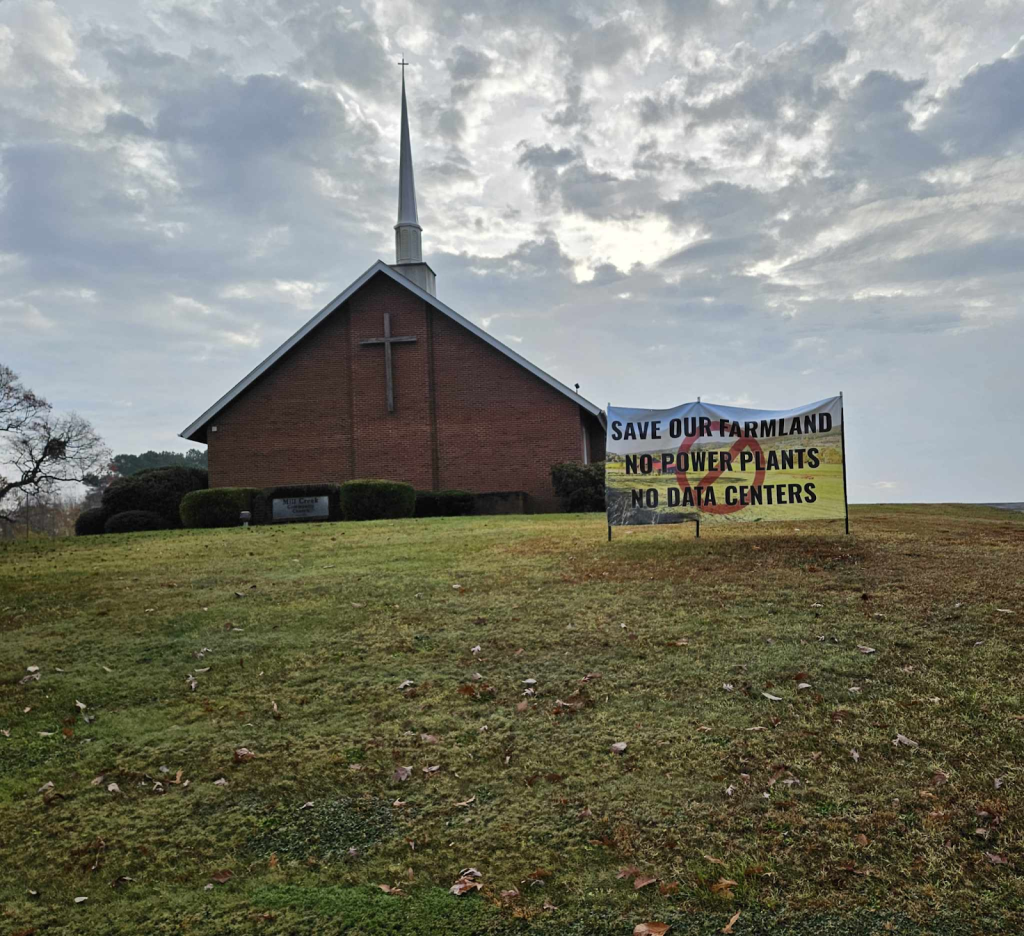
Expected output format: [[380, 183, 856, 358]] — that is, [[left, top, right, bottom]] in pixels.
[[206, 271, 598, 511]]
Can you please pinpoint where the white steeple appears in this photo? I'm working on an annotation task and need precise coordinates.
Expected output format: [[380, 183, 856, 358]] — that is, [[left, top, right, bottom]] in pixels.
[[391, 61, 436, 295]]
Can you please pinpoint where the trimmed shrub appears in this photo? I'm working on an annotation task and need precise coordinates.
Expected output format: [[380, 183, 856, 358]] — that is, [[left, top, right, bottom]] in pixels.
[[102, 466, 208, 528], [103, 510, 169, 534], [550, 461, 606, 513], [252, 483, 343, 524], [339, 479, 416, 521], [74, 507, 109, 536], [414, 489, 475, 518], [180, 487, 260, 529]]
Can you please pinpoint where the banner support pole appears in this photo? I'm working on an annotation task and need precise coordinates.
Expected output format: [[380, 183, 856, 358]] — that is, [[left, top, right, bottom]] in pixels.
[[608, 522, 612, 542], [840, 391, 850, 535], [695, 518, 700, 538]]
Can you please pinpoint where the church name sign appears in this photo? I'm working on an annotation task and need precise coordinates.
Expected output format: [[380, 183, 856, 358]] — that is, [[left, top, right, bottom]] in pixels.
[[272, 495, 330, 522], [605, 395, 849, 531]]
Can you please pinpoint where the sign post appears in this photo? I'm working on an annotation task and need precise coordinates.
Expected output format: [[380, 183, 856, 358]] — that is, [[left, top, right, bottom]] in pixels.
[[840, 391, 850, 535]]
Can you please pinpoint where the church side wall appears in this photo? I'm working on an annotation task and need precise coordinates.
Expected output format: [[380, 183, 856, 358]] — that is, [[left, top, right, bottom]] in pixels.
[[585, 412, 606, 463]]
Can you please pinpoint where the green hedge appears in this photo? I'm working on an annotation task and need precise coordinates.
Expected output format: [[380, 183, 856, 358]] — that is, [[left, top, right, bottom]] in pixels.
[[252, 483, 343, 524], [74, 506, 109, 536], [414, 489, 475, 518], [103, 510, 169, 534], [102, 466, 208, 528], [180, 487, 260, 528], [550, 461, 606, 512], [339, 479, 416, 521]]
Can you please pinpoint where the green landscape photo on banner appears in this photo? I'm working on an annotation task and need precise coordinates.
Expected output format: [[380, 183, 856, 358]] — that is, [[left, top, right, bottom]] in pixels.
[[605, 395, 846, 526]]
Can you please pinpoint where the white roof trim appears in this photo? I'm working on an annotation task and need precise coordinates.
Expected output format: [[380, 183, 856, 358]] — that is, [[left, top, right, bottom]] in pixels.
[[179, 260, 602, 440]]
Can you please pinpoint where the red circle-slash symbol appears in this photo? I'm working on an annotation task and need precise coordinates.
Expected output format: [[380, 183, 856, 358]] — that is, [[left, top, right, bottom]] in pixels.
[[676, 420, 765, 515]]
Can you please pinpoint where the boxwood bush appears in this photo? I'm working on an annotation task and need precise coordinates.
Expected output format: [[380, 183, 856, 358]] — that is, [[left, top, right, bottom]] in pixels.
[[550, 461, 606, 512], [103, 510, 169, 534], [339, 479, 416, 521], [74, 506, 109, 536], [180, 487, 260, 528], [414, 489, 475, 518], [252, 483, 343, 524], [102, 466, 208, 528]]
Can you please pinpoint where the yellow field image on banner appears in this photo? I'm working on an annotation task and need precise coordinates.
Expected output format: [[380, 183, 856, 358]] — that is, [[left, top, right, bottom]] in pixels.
[[605, 396, 847, 527]]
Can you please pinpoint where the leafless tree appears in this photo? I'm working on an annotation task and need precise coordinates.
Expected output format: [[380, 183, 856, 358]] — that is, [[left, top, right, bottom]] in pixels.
[[0, 364, 111, 524]]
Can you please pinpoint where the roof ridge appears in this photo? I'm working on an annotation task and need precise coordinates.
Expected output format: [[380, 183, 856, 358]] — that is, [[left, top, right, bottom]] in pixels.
[[179, 260, 602, 441]]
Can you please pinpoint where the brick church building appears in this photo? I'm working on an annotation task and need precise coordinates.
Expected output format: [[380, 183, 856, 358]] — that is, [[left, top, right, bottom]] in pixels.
[[180, 72, 604, 512]]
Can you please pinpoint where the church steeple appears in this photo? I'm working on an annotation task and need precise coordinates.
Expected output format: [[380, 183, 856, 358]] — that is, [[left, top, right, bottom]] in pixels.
[[391, 60, 436, 295], [396, 62, 420, 243]]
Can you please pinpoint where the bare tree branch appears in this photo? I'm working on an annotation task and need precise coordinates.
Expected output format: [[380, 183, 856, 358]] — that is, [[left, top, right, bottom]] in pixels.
[[0, 364, 50, 434], [1, 364, 110, 523]]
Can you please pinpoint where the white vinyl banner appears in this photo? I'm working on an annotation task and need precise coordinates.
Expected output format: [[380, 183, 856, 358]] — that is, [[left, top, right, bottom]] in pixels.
[[605, 396, 846, 526]]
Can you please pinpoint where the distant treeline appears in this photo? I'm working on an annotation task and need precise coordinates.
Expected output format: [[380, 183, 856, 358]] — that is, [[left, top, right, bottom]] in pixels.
[[112, 449, 208, 476]]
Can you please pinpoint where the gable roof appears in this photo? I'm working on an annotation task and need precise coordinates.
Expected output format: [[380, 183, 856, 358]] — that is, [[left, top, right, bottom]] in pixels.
[[179, 260, 603, 441]]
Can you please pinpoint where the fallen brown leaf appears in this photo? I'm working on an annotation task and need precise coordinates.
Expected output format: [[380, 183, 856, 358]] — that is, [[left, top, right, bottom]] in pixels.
[[634, 924, 670, 936], [722, 910, 741, 934], [711, 877, 738, 896], [449, 867, 483, 895], [210, 869, 233, 884], [634, 875, 657, 889]]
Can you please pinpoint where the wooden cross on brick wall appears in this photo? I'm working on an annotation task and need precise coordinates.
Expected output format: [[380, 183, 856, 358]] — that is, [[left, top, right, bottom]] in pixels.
[[359, 313, 417, 413]]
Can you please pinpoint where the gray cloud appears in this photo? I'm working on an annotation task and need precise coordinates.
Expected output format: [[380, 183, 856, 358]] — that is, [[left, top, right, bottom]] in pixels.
[[546, 83, 592, 129], [638, 30, 846, 133], [447, 45, 493, 83], [282, 1, 389, 93], [924, 38, 1024, 157]]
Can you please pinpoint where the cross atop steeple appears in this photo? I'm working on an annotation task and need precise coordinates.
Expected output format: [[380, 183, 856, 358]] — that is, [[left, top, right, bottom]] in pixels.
[[398, 57, 408, 76]]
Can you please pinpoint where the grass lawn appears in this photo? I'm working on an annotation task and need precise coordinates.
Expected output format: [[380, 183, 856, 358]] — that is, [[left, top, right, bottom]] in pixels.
[[1, 505, 1022, 935]]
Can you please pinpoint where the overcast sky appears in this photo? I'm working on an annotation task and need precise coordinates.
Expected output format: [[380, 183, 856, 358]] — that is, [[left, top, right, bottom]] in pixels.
[[2, 1, 1022, 502]]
